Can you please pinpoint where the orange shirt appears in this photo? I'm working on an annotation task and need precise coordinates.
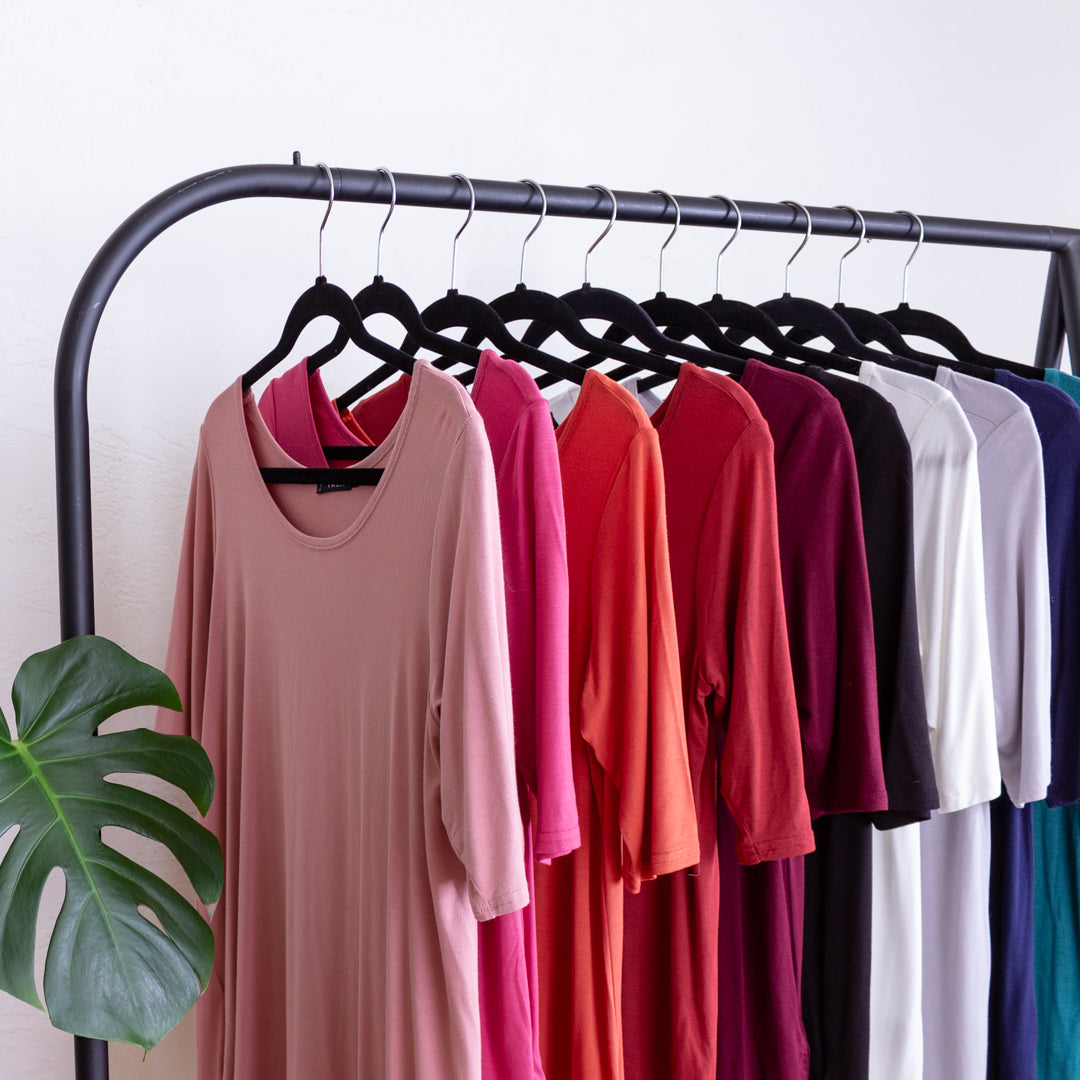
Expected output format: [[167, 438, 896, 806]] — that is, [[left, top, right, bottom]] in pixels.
[[534, 371, 699, 1080]]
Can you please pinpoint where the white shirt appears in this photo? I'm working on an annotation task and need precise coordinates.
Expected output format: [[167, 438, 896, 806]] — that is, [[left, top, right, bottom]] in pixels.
[[860, 361, 998, 1080]]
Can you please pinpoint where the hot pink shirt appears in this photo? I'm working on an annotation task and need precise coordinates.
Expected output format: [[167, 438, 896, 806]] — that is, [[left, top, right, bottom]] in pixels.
[[257, 361, 365, 466]]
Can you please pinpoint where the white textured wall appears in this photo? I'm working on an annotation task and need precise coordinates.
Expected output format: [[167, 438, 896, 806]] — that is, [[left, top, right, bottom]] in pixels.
[[1, 1, 1078, 1076]]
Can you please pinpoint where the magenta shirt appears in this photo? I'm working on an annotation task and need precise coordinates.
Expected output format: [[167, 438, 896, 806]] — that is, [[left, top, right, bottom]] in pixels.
[[257, 362, 365, 466]]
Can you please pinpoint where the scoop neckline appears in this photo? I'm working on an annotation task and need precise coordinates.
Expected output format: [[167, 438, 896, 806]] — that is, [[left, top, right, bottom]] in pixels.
[[235, 360, 427, 549]]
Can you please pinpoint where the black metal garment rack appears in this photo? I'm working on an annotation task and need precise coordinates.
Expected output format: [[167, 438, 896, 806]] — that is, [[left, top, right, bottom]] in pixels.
[[51, 160, 1080, 1080]]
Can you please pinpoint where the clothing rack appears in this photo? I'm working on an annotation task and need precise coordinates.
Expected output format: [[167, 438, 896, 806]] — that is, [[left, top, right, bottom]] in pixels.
[[51, 158, 1080, 1080]]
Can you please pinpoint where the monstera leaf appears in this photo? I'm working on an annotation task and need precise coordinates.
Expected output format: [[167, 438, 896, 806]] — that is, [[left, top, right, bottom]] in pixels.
[[0, 634, 222, 1051]]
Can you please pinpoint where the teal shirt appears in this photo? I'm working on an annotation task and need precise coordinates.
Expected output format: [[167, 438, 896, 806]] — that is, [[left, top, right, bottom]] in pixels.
[[1034, 802, 1080, 1078], [1044, 367, 1080, 406]]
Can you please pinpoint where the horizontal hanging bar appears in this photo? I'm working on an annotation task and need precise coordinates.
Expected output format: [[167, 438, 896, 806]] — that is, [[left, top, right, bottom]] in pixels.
[[327, 169, 1078, 252]]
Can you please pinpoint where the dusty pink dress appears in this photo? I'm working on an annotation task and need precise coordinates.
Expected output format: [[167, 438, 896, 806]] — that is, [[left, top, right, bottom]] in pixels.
[[157, 360, 528, 1079]]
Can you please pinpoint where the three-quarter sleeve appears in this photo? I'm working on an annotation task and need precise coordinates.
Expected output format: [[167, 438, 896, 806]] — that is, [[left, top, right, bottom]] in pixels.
[[427, 418, 529, 921]]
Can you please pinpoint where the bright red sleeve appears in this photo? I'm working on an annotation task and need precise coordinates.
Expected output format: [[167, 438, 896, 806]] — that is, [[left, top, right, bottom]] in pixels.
[[699, 419, 815, 864], [580, 427, 700, 892]]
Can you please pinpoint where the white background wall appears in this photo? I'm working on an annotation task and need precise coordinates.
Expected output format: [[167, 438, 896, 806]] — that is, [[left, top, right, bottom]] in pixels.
[[1, 1, 1078, 1076]]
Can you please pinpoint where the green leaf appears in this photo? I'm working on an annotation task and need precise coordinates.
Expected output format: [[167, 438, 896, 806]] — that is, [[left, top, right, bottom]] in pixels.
[[0, 635, 222, 1051]]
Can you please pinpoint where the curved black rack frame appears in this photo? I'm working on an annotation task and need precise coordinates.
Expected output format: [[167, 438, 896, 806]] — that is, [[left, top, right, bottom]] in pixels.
[[53, 160, 1080, 1080]]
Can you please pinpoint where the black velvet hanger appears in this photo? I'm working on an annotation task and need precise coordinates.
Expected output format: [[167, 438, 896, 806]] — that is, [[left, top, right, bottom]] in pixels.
[[242, 276, 415, 395], [875, 210, 1037, 376], [523, 280, 734, 389], [240, 165, 410, 487], [683, 196, 824, 362], [634, 198, 873, 392], [457, 182, 673, 385], [787, 301, 920, 357], [306, 169, 481, 376], [521, 186, 744, 389], [769, 208, 990, 381], [598, 291, 751, 385], [338, 175, 586, 406], [878, 300, 1041, 374], [776, 206, 922, 360], [574, 190, 747, 385], [458, 282, 672, 389], [455, 179, 665, 378], [735, 292, 885, 362], [723, 202, 886, 364], [307, 275, 481, 373], [337, 285, 588, 407], [243, 281, 402, 486]]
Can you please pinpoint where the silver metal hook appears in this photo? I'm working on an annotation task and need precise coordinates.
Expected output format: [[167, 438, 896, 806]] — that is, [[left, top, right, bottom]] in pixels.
[[710, 195, 742, 295], [780, 200, 812, 296], [518, 179, 546, 285], [895, 210, 925, 305], [834, 205, 866, 305], [448, 173, 476, 292], [314, 162, 335, 279], [584, 184, 617, 286], [650, 189, 680, 295], [374, 166, 396, 279]]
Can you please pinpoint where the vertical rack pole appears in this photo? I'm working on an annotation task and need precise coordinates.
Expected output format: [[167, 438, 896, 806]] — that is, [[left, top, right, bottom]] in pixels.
[[1057, 240, 1080, 371], [1034, 254, 1066, 369], [74, 1037, 109, 1080]]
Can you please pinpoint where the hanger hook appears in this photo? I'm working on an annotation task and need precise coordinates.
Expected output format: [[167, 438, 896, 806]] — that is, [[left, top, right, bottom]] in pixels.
[[448, 173, 476, 292], [314, 162, 335, 280], [518, 179, 547, 285], [649, 189, 680, 295], [584, 184, 617, 286], [374, 166, 397, 280], [710, 195, 742, 296], [834, 205, 867, 305], [895, 209, 925, 305], [780, 200, 812, 296]]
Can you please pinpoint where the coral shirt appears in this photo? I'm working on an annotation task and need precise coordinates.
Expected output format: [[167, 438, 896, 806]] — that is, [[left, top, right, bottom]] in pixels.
[[534, 370, 699, 1080]]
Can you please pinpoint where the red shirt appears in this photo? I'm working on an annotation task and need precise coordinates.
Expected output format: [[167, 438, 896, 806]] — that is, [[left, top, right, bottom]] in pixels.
[[621, 364, 815, 1080]]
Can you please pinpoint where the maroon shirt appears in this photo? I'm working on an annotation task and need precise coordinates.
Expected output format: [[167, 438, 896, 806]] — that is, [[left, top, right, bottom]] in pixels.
[[722, 359, 885, 1080]]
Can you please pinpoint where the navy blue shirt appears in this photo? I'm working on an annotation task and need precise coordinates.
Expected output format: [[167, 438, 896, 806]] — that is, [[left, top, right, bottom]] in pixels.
[[994, 371, 1080, 807], [989, 796, 1036, 1080]]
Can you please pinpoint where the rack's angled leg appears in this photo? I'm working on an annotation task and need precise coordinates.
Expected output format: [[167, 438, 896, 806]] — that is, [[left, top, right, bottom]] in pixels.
[[1057, 241, 1080, 372], [1034, 253, 1065, 369]]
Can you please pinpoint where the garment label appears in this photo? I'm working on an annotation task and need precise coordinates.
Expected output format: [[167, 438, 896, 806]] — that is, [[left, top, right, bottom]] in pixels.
[[316, 481, 353, 494]]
